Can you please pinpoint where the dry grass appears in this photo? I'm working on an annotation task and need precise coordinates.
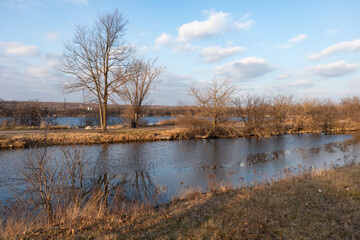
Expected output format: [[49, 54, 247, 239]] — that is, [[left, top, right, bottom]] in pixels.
[[0, 127, 182, 150], [0, 124, 70, 131], [156, 119, 177, 126], [1, 121, 360, 150], [0, 124, 224, 150], [5, 163, 360, 239]]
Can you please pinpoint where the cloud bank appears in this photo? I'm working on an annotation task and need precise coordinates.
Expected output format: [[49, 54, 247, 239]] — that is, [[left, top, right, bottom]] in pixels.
[[307, 39, 360, 59], [309, 60, 360, 77]]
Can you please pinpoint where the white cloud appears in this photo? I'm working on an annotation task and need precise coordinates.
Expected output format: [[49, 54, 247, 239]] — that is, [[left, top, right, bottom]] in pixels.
[[233, 17, 256, 30], [289, 34, 307, 43], [307, 39, 360, 60], [199, 46, 245, 63], [0, 53, 66, 101], [279, 33, 307, 49], [46, 32, 58, 41], [309, 60, 360, 77], [213, 57, 273, 81], [154, 32, 199, 54], [154, 10, 255, 53], [178, 11, 229, 42], [0, 42, 40, 57], [155, 33, 172, 47], [177, 10, 255, 42]]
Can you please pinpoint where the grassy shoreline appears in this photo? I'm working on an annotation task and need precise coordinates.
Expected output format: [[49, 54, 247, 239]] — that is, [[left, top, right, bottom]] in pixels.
[[6, 163, 359, 239], [1, 125, 359, 150]]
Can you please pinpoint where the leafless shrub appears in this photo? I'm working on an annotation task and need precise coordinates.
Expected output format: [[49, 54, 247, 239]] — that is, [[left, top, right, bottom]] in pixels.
[[340, 96, 360, 122], [190, 78, 235, 138], [233, 94, 269, 137], [156, 118, 177, 126], [15, 145, 88, 221], [175, 117, 213, 137], [268, 95, 294, 134]]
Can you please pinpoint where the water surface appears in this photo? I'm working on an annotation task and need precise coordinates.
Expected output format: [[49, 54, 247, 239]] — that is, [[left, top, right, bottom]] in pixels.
[[0, 134, 358, 204]]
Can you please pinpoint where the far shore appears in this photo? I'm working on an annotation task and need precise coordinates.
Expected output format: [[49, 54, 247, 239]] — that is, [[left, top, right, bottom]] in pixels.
[[1, 124, 359, 150]]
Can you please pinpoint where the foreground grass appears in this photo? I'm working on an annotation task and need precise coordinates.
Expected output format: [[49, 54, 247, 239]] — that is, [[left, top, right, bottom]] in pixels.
[[12, 164, 360, 240]]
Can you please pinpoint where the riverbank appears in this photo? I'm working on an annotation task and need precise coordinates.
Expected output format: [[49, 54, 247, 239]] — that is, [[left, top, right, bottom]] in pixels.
[[0, 124, 359, 150], [0, 125, 177, 150], [7, 163, 359, 239]]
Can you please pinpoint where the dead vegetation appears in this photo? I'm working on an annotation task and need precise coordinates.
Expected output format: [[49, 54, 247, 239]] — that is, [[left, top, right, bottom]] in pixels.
[[2, 161, 359, 239], [2, 95, 360, 150], [0, 126, 186, 150]]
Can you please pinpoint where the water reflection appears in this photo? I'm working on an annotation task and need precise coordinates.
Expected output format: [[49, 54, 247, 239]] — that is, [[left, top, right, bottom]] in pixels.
[[0, 134, 358, 204], [116, 171, 161, 202], [245, 150, 285, 166], [90, 144, 161, 203]]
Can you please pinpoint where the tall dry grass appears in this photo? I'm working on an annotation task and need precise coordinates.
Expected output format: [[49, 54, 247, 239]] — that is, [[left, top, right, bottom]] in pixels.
[[3, 162, 357, 239]]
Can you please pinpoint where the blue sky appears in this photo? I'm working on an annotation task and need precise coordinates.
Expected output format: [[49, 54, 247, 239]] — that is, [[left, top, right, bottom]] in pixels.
[[0, 0, 359, 105]]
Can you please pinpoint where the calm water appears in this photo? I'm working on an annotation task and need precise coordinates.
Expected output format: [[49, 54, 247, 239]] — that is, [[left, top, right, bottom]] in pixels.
[[0, 134, 358, 204]]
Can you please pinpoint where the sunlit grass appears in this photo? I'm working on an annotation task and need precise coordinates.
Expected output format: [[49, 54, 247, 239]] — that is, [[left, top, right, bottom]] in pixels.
[[4, 163, 359, 239]]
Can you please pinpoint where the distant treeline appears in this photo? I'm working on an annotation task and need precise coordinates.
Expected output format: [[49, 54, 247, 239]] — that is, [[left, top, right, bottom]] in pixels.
[[0, 100, 199, 127], [1, 96, 360, 134]]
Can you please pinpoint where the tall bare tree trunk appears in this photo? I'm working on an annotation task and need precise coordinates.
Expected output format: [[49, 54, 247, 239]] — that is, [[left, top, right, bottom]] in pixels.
[[134, 112, 138, 128], [102, 102, 107, 133], [61, 10, 132, 134]]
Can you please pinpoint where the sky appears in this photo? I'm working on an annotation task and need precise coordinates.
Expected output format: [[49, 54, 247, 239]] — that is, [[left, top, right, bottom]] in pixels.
[[0, 0, 359, 105]]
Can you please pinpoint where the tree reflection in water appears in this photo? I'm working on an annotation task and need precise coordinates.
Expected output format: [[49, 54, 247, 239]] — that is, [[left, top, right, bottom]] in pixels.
[[91, 144, 162, 205], [117, 171, 161, 203]]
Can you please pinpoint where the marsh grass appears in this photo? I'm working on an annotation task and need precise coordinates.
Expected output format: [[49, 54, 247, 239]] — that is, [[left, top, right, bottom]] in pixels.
[[0, 127, 177, 149], [2, 163, 359, 239]]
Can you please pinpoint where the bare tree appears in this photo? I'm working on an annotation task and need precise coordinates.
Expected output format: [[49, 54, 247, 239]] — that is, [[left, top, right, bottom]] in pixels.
[[190, 78, 235, 137], [116, 57, 164, 127], [60, 9, 132, 133]]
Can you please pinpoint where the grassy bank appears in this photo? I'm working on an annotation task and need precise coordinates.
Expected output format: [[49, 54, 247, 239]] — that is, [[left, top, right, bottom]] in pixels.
[[1, 123, 360, 150], [3, 163, 360, 239], [0, 126, 180, 150]]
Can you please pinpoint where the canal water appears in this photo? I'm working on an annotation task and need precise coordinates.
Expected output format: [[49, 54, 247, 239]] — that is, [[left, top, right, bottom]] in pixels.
[[0, 134, 358, 204]]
